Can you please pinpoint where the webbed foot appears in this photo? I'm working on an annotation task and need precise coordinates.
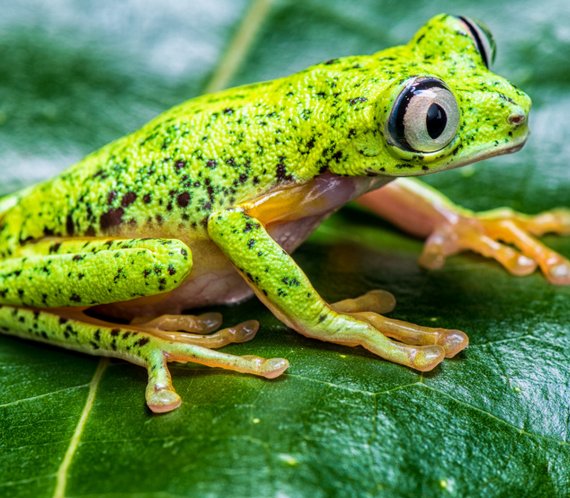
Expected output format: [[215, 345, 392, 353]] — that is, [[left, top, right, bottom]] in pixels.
[[332, 290, 468, 361], [146, 344, 289, 413]]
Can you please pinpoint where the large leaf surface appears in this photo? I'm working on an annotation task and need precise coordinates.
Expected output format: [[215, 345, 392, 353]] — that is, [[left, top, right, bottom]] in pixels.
[[0, 1, 569, 497]]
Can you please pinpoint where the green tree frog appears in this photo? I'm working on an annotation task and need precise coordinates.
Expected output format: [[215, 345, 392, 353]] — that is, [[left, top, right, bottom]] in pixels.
[[0, 14, 568, 413]]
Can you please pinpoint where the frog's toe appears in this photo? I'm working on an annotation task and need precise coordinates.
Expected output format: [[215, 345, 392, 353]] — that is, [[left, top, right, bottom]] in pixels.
[[518, 208, 570, 236], [163, 342, 290, 379], [351, 310, 469, 358], [481, 219, 570, 285], [332, 289, 396, 314], [134, 319, 260, 349], [147, 386, 182, 414], [132, 312, 223, 334], [146, 350, 182, 414]]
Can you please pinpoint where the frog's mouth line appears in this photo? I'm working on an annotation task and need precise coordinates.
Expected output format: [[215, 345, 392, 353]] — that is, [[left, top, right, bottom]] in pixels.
[[449, 133, 529, 170]]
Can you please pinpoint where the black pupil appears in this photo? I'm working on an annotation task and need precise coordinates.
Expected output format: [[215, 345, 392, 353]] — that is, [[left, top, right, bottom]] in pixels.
[[426, 103, 447, 139]]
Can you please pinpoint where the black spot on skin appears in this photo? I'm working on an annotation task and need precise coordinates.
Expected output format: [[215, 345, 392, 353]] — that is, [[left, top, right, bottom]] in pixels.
[[349, 97, 368, 105], [108, 191, 117, 204], [207, 159, 217, 169], [72, 254, 84, 262], [121, 192, 137, 207], [247, 239, 255, 249], [276, 161, 293, 182], [175, 160, 186, 170], [70, 293, 81, 303], [59, 317, 68, 325], [100, 208, 125, 230], [143, 194, 152, 204], [111, 329, 120, 337], [49, 243, 61, 254], [136, 337, 150, 347], [177, 192, 190, 208], [168, 265, 177, 276], [223, 108, 234, 115], [66, 215, 75, 236]]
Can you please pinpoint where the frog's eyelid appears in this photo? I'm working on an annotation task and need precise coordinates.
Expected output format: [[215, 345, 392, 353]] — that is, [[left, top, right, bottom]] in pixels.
[[457, 15, 496, 68]]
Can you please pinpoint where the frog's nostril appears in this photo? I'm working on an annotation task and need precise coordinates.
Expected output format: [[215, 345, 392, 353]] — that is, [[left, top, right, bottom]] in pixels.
[[508, 113, 526, 126]]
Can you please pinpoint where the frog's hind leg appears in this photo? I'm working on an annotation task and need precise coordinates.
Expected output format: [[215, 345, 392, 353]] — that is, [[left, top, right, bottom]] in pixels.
[[0, 306, 288, 413], [331, 290, 468, 358]]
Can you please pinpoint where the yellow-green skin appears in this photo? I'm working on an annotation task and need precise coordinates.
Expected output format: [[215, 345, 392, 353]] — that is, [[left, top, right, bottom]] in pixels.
[[0, 14, 532, 409]]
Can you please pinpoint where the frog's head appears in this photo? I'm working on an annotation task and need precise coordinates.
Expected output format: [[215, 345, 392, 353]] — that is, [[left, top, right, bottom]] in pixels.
[[352, 14, 531, 176]]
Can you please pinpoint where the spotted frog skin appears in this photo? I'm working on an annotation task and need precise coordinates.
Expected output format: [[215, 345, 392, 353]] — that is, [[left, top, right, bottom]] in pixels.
[[1, 14, 568, 412]]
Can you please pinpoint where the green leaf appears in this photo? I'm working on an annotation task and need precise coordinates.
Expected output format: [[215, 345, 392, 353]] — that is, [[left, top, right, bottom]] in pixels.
[[1, 1, 569, 497]]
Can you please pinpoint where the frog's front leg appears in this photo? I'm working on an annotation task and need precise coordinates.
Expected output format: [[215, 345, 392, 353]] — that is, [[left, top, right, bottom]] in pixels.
[[358, 178, 570, 285], [208, 210, 465, 371]]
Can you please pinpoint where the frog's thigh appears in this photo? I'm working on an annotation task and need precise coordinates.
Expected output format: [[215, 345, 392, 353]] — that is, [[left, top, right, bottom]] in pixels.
[[0, 238, 192, 307], [208, 210, 448, 371]]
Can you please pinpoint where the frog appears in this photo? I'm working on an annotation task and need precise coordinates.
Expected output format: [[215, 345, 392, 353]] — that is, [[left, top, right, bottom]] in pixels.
[[0, 13, 568, 413]]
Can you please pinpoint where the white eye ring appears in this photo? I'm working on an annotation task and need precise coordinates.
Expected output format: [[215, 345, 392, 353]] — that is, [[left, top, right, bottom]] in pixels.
[[388, 77, 460, 153], [458, 16, 496, 68]]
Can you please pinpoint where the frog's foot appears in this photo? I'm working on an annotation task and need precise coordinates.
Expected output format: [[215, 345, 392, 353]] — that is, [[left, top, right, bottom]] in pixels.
[[332, 292, 468, 358], [146, 343, 289, 413], [420, 208, 570, 285], [131, 313, 259, 349]]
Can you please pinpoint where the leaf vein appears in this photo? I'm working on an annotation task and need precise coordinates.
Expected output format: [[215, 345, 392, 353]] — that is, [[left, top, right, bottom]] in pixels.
[[0, 384, 89, 409], [421, 384, 568, 447], [52, 358, 108, 498]]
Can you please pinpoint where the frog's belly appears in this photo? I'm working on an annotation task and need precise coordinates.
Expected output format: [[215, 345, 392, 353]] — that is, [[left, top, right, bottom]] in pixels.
[[98, 215, 325, 320]]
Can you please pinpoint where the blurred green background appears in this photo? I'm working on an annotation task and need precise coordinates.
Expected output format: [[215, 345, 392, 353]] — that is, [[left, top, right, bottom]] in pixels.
[[0, 1, 568, 497]]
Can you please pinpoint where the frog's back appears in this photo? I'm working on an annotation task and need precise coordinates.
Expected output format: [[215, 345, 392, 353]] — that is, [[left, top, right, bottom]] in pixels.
[[0, 77, 299, 250]]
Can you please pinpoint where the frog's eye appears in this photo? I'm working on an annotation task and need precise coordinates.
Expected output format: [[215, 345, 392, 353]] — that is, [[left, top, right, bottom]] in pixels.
[[458, 16, 496, 68], [388, 77, 460, 154]]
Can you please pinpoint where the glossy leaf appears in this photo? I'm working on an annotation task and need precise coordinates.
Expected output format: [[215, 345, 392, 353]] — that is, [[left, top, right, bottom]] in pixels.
[[0, 1, 568, 497]]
